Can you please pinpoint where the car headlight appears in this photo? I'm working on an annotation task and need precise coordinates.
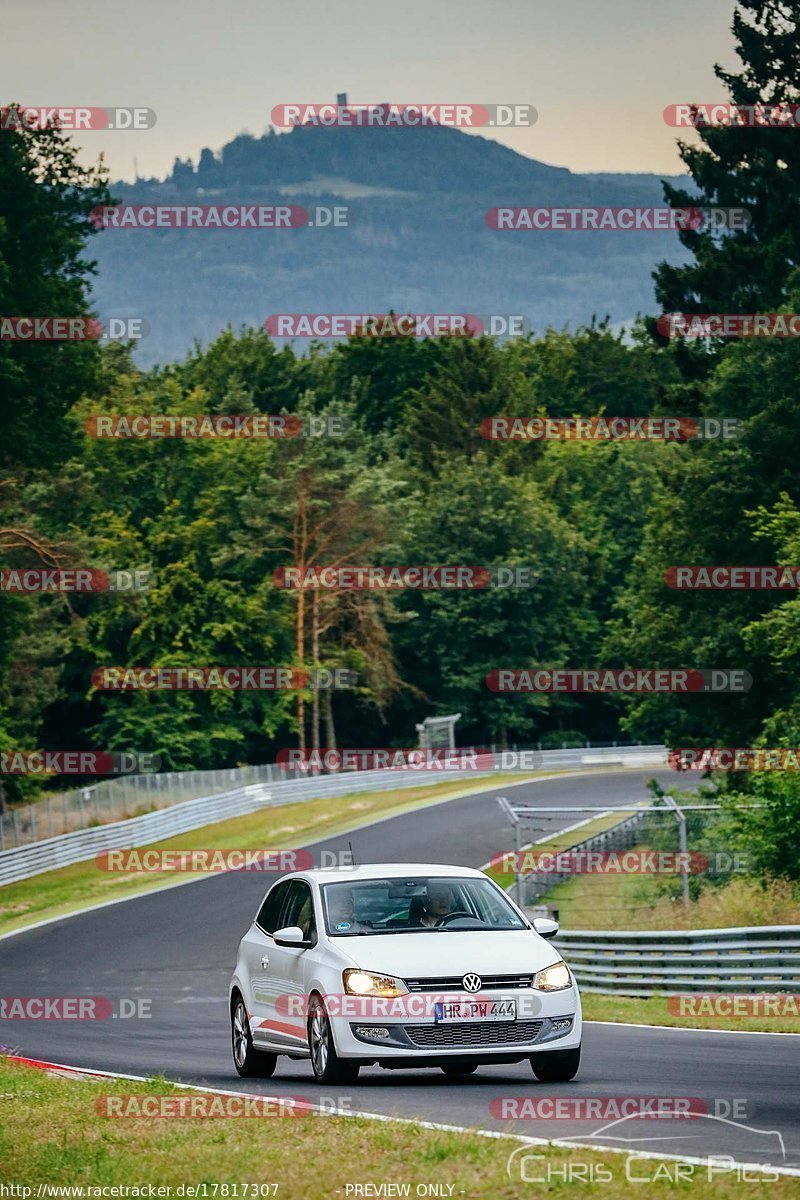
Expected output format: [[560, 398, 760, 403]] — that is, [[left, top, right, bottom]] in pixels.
[[533, 961, 572, 991], [343, 969, 407, 997]]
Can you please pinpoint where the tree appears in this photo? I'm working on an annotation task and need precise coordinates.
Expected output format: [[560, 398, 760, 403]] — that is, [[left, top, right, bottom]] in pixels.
[[236, 393, 402, 751], [0, 109, 111, 804], [0, 107, 111, 469], [655, 1, 800, 324]]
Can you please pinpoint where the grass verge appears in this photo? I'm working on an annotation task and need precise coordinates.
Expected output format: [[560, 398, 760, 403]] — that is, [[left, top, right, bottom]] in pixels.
[[0, 1059, 794, 1198], [581, 991, 800, 1033], [541, 862, 800, 931], [490, 819, 800, 1035]]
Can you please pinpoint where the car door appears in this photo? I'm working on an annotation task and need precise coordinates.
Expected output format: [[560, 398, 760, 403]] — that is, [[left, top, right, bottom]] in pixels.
[[240, 878, 292, 1046], [260, 879, 318, 1052]]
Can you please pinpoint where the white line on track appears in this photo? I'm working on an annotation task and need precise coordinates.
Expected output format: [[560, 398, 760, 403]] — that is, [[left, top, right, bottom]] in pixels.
[[6, 1054, 800, 1177], [586, 1019, 799, 1037]]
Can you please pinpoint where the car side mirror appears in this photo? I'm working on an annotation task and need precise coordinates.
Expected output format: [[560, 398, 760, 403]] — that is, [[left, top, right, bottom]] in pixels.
[[533, 917, 559, 940], [273, 925, 309, 947]]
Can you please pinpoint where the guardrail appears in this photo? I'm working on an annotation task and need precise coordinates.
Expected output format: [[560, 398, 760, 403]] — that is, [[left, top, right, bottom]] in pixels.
[[0, 744, 666, 885], [555, 926, 800, 995], [0, 741, 666, 850], [0, 783, 273, 887]]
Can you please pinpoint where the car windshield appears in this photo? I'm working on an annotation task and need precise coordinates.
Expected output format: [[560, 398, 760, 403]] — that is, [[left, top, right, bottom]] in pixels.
[[321, 875, 527, 936]]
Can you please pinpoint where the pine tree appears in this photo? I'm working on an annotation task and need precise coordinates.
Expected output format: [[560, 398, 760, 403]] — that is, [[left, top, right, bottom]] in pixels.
[[655, 1, 800, 323]]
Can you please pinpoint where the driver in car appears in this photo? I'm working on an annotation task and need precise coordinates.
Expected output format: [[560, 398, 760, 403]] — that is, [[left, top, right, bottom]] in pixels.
[[418, 881, 455, 927]]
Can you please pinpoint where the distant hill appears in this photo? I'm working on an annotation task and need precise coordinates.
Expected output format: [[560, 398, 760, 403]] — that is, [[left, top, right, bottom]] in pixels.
[[89, 123, 691, 366]]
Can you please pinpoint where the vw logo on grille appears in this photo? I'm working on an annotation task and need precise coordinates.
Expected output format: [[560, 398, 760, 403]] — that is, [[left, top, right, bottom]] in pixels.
[[462, 973, 482, 993]]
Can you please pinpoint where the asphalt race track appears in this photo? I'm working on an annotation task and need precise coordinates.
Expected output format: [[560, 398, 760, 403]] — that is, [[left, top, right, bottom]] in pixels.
[[2, 769, 797, 1171]]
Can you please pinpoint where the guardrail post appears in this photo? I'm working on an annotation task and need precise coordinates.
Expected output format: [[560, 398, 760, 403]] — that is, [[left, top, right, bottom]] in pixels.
[[513, 812, 524, 902], [662, 793, 690, 908]]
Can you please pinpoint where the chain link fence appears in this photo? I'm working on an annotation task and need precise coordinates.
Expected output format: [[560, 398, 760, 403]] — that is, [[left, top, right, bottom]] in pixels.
[[501, 799, 736, 927], [0, 739, 660, 850]]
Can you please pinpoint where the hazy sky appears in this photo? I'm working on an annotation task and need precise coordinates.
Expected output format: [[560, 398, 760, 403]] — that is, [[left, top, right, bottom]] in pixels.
[[3, 0, 738, 181]]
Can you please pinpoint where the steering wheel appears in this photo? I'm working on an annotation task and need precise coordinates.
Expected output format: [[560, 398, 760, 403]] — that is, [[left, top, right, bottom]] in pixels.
[[435, 910, 473, 927]]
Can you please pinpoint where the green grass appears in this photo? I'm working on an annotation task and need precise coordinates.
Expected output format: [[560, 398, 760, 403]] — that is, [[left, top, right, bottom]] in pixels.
[[489, 819, 800, 1035], [540, 845, 800, 932], [581, 991, 800, 1033], [0, 1058, 793, 1198]]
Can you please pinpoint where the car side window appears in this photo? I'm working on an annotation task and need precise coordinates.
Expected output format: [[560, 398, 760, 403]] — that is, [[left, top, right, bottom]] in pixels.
[[281, 880, 316, 942], [256, 880, 291, 934]]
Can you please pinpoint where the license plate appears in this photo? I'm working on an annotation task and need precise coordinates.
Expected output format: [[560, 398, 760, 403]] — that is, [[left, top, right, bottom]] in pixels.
[[434, 999, 517, 1023]]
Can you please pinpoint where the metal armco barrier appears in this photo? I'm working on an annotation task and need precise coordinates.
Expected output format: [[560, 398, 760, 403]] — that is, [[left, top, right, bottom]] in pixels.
[[0, 744, 665, 885], [555, 926, 800, 995], [0, 783, 271, 887]]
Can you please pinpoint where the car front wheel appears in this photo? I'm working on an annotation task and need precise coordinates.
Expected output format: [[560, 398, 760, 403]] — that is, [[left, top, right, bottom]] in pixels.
[[231, 995, 277, 1078], [530, 1045, 581, 1082], [308, 995, 360, 1084]]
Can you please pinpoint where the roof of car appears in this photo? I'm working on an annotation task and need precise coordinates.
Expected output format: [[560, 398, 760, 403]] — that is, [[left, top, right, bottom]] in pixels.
[[291, 863, 487, 884]]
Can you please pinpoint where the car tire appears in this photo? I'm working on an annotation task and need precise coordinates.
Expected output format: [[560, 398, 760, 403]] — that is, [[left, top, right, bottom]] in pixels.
[[308, 995, 360, 1085], [441, 1063, 478, 1076], [231, 995, 278, 1078], [530, 1045, 581, 1082]]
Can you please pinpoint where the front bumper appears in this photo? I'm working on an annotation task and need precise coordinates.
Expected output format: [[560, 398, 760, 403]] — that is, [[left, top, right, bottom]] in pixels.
[[330, 986, 582, 1059]]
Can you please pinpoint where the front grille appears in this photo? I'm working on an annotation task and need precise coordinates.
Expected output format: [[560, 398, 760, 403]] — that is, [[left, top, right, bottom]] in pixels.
[[405, 1020, 543, 1048], [404, 974, 533, 992]]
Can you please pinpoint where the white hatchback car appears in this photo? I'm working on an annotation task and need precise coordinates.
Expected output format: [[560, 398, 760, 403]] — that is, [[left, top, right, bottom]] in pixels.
[[229, 863, 582, 1083]]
